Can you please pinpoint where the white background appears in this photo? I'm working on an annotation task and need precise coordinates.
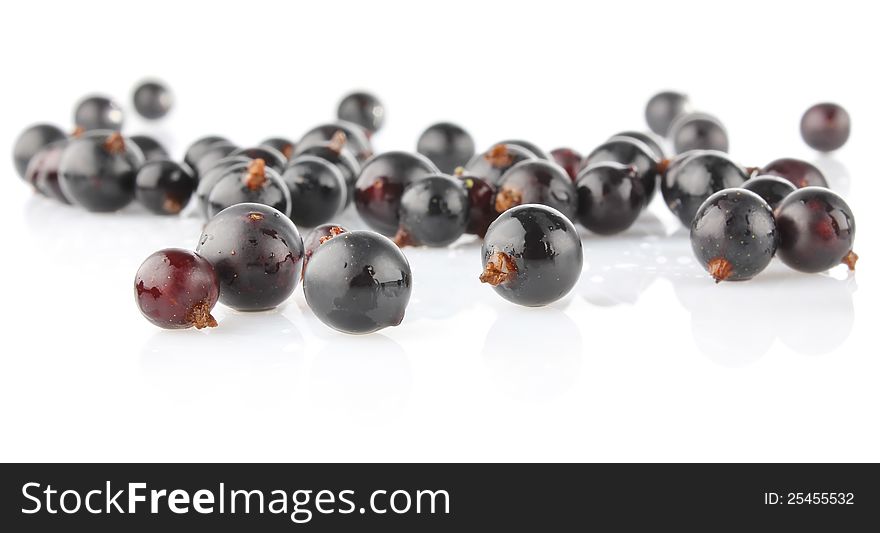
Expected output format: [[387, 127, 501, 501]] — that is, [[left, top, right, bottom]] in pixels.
[[1, 0, 877, 462]]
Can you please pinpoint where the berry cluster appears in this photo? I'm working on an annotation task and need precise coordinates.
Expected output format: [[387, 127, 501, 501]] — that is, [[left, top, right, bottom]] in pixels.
[[12, 84, 859, 334]]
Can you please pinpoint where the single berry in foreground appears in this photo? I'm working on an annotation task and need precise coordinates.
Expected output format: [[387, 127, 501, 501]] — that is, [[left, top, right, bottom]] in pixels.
[[761, 157, 828, 188], [550, 148, 583, 182], [207, 158, 291, 217], [645, 91, 691, 136], [134, 249, 219, 330], [480, 204, 583, 307], [337, 91, 385, 133], [774, 187, 857, 273], [800, 103, 850, 152], [661, 150, 749, 226], [690, 189, 778, 282], [494, 160, 577, 218], [670, 112, 729, 153], [575, 162, 646, 235], [12, 123, 66, 179], [74, 95, 124, 131], [416, 122, 476, 174], [132, 80, 173, 119], [135, 160, 197, 215], [396, 174, 469, 247], [59, 132, 139, 212], [282, 156, 347, 227], [742, 175, 796, 209], [304, 231, 412, 334], [355, 151, 439, 235]]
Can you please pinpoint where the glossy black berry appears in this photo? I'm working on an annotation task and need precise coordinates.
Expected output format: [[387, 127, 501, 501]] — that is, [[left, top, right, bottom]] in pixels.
[[297, 122, 373, 162], [230, 145, 287, 172], [801, 103, 850, 152], [608, 131, 667, 160], [775, 187, 857, 273], [480, 204, 583, 307], [129, 134, 169, 162], [184, 135, 232, 175], [134, 249, 219, 330], [25, 140, 71, 203], [455, 169, 497, 238], [135, 160, 196, 215], [281, 156, 347, 227], [396, 174, 469, 247], [690, 189, 778, 282], [575, 162, 646, 235], [193, 140, 239, 177], [132, 80, 173, 120], [260, 137, 295, 159], [74, 95, 123, 131], [295, 132, 360, 206], [59, 132, 139, 212], [550, 148, 582, 182], [464, 143, 537, 186], [337, 91, 385, 133], [741, 175, 796, 209], [670, 112, 728, 153], [582, 137, 659, 202], [196, 203, 304, 311], [195, 156, 253, 217], [416, 122, 476, 174], [497, 139, 549, 159], [303, 224, 348, 272], [207, 159, 290, 218], [355, 151, 439, 236], [12, 123, 66, 178], [661, 150, 749, 226], [494, 160, 577, 219], [761, 158, 828, 188], [645, 91, 690, 136], [304, 231, 412, 334]]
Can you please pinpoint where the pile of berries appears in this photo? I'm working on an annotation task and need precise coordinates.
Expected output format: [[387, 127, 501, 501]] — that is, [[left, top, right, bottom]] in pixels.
[[12, 84, 858, 335]]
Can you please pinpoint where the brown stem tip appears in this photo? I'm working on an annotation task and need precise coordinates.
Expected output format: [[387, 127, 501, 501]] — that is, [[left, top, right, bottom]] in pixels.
[[187, 301, 218, 330], [657, 158, 671, 176], [393, 228, 415, 248], [71, 126, 86, 139], [281, 144, 294, 159], [103, 132, 126, 155], [842, 250, 858, 271], [494, 186, 522, 213], [319, 226, 346, 245], [707, 257, 733, 283], [329, 130, 348, 154], [485, 144, 512, 168], [163, 197, 183, 214], [244, 158, 267, 191], [480, 252, 517, 286]]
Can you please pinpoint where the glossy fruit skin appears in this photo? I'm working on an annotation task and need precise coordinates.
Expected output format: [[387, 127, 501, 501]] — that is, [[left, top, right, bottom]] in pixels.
[[59, 133, 139, 212], [670, 112, 729, 153], [260, 137, 295, 159], [194, 141, 240, 178], [464, 143, 537, 186], [184, 135, 232, 175], [550, 148, 583, 182], [397, 174, 469, 247], [74, 95, 124, 131], [609, 131, 666, 160], [355, 151, 439, 235], [25, 140, 71, 203], [575, 162, 646, 235], [297, 122, 373, 162], [457, 173, 497, 237], [129, 135, 169, 162], [132, 80, 173, 120], [135, 160, 197, 215], [303, 224, 348, 271], [761, 157, 828, 188], [494, 160, 577, 219], [195, 156, 252, 217], [645, 91, 690, 136], [416, 122, 476, 173], [230, 146, 287, 172], [134, 249, 219, 330], [774, 187, 856, 273], [207, 161, 291, 218], [690, 189, 778, 282], [337, 91, 385, 133], [196, 203, 304, 311], [661, 150, 749, 226], [582, 137, 658, 202], [480, 204, 583, 307], [296, 141, 360, 206], [13, 123, 66, 178], [801, 103, 850, 152], [281, 156, 347, 227], [497, 139, 549, 159], [742, 175, 796, 209], [303, 230, 412, 334]]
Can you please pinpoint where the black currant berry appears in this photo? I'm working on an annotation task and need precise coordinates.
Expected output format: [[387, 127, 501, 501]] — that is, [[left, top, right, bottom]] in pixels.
[[774, 187, 857, 273], [297, 122, 373, 162], [295, 131, 360, 206], [25, 140, 71, 203], [184, 135, 232, 175], [690, 189, 778, 282], [193, 140, 239, 178], [645, 91, 690, 136], [129, 134, 169, 162], [454, 168, 497, 238], [207, 159, 290, 218], [801, 103, 850, 152], [661, 150, 749, 226], [464, 143, 537, 186], [416, 122, 476, 174], [761, 157, 828, 188], [575, 162, 646, 235], [195, 156, 253, 217], [395, 174, 469, 247], [134, 248, 219, 330], [303, 224, 348, 272], [480, 204, 583, 307], [608, 130, 667, 160], [741, 175, 796, 209], [59, 132, 139, 212], [281, 155, 347, 227], [260, 137, 295, 159], [494, 160, 577, 219], [337, 91, 385, 133], [304, 230, 412, 334], [497, 139, 549, 159], [12, 123, 66, 178], [582, 137, 659, 202], [355, 151, 439, 236], [135, 160, 197, 215], [74, 95, 124, 131], [670, 112, 728, 153], [550, 148, 582, 182], [196, 203, 304, 311], [230, 145, 287, 172], [132, 80, 173, 120]]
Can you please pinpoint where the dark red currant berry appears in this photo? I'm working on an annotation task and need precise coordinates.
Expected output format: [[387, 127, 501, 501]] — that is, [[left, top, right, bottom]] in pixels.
[[575, 162, 646, 235], [645, 91, 691, 136], [494, 160, 577, 219], [801, 103, 850, 152], [134, 249, 219, 330], [135, 160, 196, 215], [761, 157, 828, 188], [74, 95, 124, 131], [129, 134, 169, 162], [260, 137, 296, 159], [454, 168, 497, 238], [184, 136, 232, 176], [337, 91, 385, 133], [355, 151, 438, 236], [670, 112, 728, 153], [774, 187, 857, 273], [550, 147, 583, 182], [395, 174, 469, 247], [741, 175, 796, 209], [582, 137, 658, 203], [464, 143, 537, 186], [207, 159, 291, 218], [281, 156, 347, 227], [25, 140, 72, 203], [197, 203, 304, 311], [661, 150, 749, 226], [416, 122, 476, 174], [59, 132, 139, 212], [297, 122, 373, 163], [132, 80, 173, 120], [690, 189, 778, 283], [303, 224, 348, 272], [12, 123, 66, 179]]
